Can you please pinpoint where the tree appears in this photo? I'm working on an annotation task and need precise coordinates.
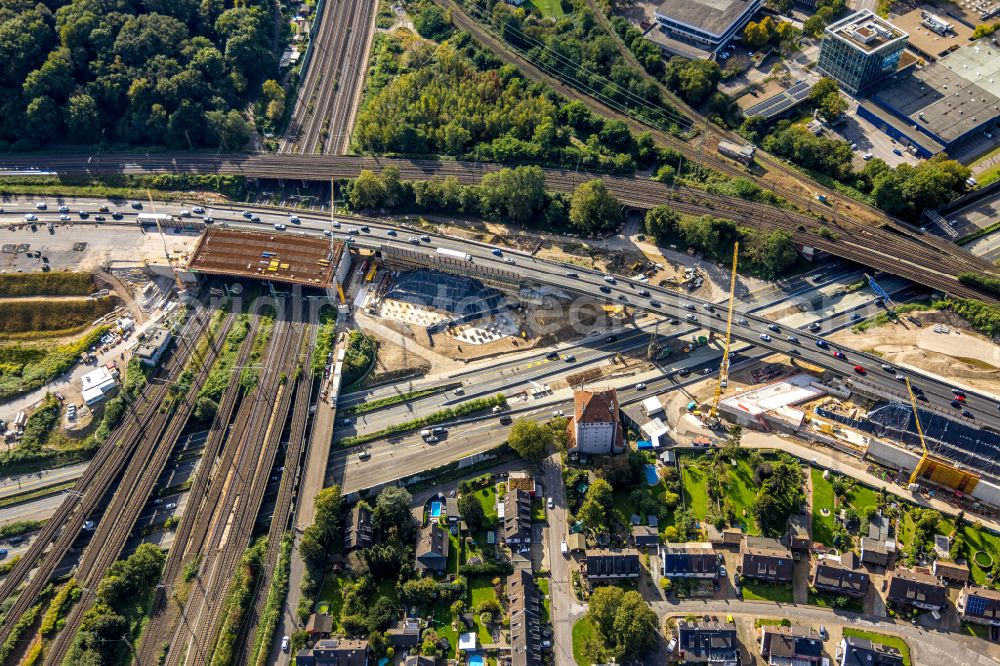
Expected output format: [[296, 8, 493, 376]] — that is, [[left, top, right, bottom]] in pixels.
[[743, 21, 770, 48], [351, 170, 387, 210], [664, 57, 722, 105], [457, 492, 487, 531], [586, 587, 658, 661], [414, 6, 452, 40], [749, 460, 805, 536], [569, 179, 622, 235], [578, 478, 613, 534], [507, 419, 554, 462], [401, 576, 439, 606], [373, 486, 416, 540], [644, 205, 679, 240], [479, 166, 547, 224]]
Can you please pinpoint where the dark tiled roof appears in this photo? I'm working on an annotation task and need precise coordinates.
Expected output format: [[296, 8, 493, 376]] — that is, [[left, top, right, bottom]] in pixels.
[[812, 557, 870, 596], [583, 549, 641, 578], [933, 560, 970, 582], [504, 489, 532, 543], [415, 524, 449, 570], [886, 570, 946, 608], [296, 638, 369, 666], [761, 626, 822, 661], [841, 636, 904, 666], [740, 537, 793, 581], [677, 621, 739, 663], [345, 505, 373, 551], [508, 568, 542, 666], [662, 543, 719, 576], [632, 525, 660, 547]]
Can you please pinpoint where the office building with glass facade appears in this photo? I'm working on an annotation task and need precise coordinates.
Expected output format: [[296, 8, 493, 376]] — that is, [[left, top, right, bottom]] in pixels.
[[816, 10, 908, 96]]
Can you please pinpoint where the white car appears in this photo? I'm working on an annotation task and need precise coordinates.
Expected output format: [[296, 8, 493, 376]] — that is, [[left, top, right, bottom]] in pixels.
[[760, 333, 771, 342], [862, 153, 873, 160], [323, 229, 332, 236], [561, 540, 568, 555], [552, 409, 563, 417], [504, 257, 515, 264], [24, 214, 37, 222], [180, 209, 190, 217], [83, 520, 95, 531], [36, 202, 47, 210], [58, 205, 69, 213], [165, 502, 177, 510], [281, 635, 290, 652], [60, 214, 71, 221], [635, 382, 647, 390], [193, 206, 205, 214], [274, 223, 286, 231], [603, 274, 615, 283], [289, 215, 300, 223], [547, 497, 554, 509], [881, 363, 894, 371]]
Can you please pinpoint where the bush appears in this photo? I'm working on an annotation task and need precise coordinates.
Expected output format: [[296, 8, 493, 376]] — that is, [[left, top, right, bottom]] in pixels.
[[459, 561, 514, 576]]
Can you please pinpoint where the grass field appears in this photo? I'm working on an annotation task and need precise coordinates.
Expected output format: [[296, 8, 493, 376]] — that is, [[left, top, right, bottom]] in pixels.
[[0, 297, 115, 336], [317, 575, 344, 631], [432, 602, 460, 658], [808, 590, 864, 613], [842, 629, 911, 666], [680, 453, 759, 534], [469, 575, 497, 643], [846, 483, 878, 512], [535, 576, 551, 624], [528, 0, 565, 17], [741, 581, 793, 603], [0, 272, 93, 297], [811, 468, 836, 546], [572, 616, 596, 666], [477, 486, 498, 526], [959, 524, 1000, 585]]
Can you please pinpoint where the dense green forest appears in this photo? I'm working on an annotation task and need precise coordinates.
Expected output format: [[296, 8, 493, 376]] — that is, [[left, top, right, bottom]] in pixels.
[[0, 0, 275, 149], [354, 29, 657, 172]]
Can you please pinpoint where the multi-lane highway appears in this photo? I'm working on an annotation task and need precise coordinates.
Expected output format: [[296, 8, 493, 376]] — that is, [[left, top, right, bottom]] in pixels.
[[0, 153, 995, 302]]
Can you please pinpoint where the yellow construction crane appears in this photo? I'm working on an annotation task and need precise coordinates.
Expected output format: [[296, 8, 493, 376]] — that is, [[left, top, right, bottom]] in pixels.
[[904, 378, 980, 493], [905, 377, 930, 486], [146, 190, 185, 293], [708, 241, 739, 423]]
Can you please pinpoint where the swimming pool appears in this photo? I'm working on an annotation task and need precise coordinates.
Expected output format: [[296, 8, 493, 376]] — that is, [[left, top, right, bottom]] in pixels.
[[644, 464, 658, 486], [469, 655, 484, 666], [430, 501, 443, 518]]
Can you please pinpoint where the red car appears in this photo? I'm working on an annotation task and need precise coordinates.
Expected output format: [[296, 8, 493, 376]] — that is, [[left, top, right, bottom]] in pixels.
[[834, 350, 846, 360], [854, 365, 866, 374], [955, 394, 966, 402]]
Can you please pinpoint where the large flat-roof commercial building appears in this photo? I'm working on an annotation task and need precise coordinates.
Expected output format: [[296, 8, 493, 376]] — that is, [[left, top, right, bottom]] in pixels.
[[650, 0, 763, 57], [817, 10, 908, 96], [859, 39, 1000, 157]]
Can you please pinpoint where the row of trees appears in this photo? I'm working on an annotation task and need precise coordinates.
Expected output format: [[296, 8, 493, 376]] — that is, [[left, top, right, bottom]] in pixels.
[[643, 206, 799, 278], [744, 118, 971, 222], [0, 0, 276, 148], [346, 166, 624, 234]]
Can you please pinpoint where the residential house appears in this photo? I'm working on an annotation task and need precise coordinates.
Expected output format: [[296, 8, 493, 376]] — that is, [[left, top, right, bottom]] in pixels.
[[885, 570, 946, 611], [404, 657, 437, 666], [508, 566, 542, 666], [739, 537, 793, 583], [583, 549, 641, 580], [957, 586, 1000, 625], [784, 514, 811, 551], [838, 636, 904, 666], [662, 542, 720, 579], [344, 505, 373, 552], [811, 552, 870, 598], [387, 618, 422, 649], [415, 524, 449, 573], [503, 489, 532, 545], [567, 388, 625, 456], [759, 625, 823, 666], [675, 620, 740, 665], [632, 525, 660, 549], [566, 533, 586, 553], [306, 613, 334, 639], [932, 559, 970, 584], [860, 537, 891, 568], [296, 638, 369, 666]]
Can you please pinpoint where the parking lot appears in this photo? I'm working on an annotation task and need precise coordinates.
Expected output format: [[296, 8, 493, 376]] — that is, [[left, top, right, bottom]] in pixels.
[[832, 98, 922, 169]]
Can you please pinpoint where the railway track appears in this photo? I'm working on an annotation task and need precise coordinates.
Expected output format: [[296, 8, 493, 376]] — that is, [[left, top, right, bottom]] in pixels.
[[165, 309, 306, 666], [0, 302, 212, 648], [234, 322, 317, 665], [281, 0, 377, 154], [44, 312, 239, 665], [134, 314, 265, 665]]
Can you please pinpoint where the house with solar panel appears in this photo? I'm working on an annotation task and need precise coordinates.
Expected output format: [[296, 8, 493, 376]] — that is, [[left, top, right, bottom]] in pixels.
[[957, 586, 1000, 625]]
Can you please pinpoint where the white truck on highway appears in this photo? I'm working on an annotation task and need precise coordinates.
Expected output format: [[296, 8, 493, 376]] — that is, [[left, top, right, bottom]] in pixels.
[[136, 212, 178, 226], [437, 247, 472, 261]]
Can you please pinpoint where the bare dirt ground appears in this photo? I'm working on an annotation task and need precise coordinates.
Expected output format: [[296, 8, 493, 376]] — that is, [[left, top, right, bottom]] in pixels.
[[828, 310, 1000, 394]]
